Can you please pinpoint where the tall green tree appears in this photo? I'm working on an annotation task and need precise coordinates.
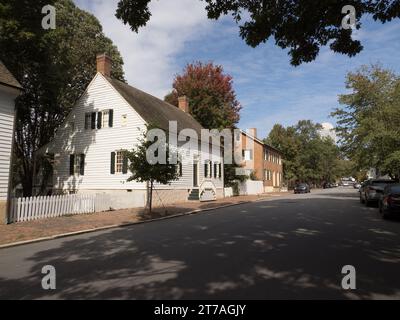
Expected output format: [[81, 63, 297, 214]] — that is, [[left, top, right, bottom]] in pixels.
[[164, 61, 241, 130], [125, 127, 180, 213], [0, 0, 125, 195], [265, 124, 299, 182], [332, 65, 400, 180], [114, 0, 400, 66], [266, 120, 342, 186]]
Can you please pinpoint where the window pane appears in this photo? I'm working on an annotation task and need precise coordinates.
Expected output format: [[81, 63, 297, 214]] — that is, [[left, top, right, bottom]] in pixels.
[[74, 154, 81, 175], [244, 150, 251, 161], [116, 151, 123, 173], [102, 110, 109, 128]]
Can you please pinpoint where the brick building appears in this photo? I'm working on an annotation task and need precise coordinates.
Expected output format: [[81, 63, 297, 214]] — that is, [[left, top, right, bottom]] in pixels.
[[237, 128, 283, 193]]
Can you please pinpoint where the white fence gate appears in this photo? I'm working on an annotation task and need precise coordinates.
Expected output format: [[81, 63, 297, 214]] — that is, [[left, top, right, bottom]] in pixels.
[[239, 180, 264, 195], [9, 193, 110, 223]]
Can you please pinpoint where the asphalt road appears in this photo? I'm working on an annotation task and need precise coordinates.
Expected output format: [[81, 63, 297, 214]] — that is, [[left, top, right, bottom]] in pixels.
[[1, 187, 400, 300]]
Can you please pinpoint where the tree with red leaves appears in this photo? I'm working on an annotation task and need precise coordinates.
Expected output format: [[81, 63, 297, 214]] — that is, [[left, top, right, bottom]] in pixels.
[[165, 62, 241, 130]]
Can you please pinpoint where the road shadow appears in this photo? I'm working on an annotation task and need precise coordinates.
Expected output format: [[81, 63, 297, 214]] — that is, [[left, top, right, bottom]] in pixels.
[[134, 201, 250, 222], [1, 195, 400, 300]]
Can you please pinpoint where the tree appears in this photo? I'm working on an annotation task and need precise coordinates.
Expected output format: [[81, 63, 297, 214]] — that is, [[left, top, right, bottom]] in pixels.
[[165, 61, 241, 130], [114, 0, 400, 66], [265, 124, 300, 182], [265, 120, 342, 186], [125, 127, 180, 213], [223, 163, 247, 194], [0, 0, 125, 195], [332, 65, 400, 180]]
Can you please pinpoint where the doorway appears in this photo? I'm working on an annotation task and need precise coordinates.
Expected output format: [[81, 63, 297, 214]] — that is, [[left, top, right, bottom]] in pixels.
[[193, 161, 199, 187]]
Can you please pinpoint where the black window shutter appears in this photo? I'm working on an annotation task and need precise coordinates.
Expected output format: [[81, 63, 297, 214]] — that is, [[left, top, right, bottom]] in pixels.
[[80, 154, 85, 175], [91, 112, 96, 129], [110, 152, 116, 174], [179, 162, 182, 176], [210, 162, 212, 178], [97, 112, 102, 129], [122, 154, 128, 174], [219, 163, 222, 178], [109, 109, 114, 127], [204, 163, 208, 178], [214, 163, 217, 178], [69, 154, 75, 175]]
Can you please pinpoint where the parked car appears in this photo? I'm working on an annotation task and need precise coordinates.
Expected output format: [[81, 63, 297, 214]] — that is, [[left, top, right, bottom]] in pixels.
[[353, 183, 361, 189], [323, 182, 335, 189], [359, 179, 397, 206], [379, 184, 400, 219], [294, 183, 310, 194]]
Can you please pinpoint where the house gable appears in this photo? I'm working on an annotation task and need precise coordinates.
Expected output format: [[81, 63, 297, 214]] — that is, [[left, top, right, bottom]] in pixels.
[[44, 73, 148, 192]]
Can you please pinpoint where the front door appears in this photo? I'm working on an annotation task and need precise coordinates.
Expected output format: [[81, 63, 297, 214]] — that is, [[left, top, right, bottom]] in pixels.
[[193, 161, 199, 187]]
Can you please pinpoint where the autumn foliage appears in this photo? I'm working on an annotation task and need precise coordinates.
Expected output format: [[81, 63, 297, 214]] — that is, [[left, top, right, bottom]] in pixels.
[[165, 62, 241, 130]]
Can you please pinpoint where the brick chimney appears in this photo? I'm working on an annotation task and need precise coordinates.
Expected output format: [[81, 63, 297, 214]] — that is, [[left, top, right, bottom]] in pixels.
[[247, 128, 257, 138], [96, 53, 112, 77], [178, 96, 189, 113]]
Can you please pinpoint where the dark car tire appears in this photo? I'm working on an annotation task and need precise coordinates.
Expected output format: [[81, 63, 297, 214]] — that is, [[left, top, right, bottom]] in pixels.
[[379, 202, 390, 219], [381, 209, 390, 220], [365, 194, 371, 207]]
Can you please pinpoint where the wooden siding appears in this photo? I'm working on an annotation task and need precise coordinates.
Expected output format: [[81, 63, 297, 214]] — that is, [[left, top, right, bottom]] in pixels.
[[0, 91, 15, 201], [46, 74, 224, 192]]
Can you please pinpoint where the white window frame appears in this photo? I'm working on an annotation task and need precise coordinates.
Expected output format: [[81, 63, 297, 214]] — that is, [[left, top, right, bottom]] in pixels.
[[115, 151, 124, 173], [102, 110, 110, 128], [243, 149, 252, 161], [74, 154, 81, 175]]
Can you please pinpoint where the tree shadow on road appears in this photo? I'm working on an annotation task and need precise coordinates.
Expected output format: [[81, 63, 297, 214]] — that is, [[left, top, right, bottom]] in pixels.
[[1, 195, 400, 300]]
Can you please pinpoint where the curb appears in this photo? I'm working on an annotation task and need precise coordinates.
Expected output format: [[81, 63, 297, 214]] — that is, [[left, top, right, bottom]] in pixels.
[[0, 197, 272, 250]]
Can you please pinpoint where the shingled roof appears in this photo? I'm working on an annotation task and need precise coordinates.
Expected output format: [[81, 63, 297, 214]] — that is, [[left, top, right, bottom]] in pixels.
[[0, 61, 22, 90], [106, 76, 204, 135]]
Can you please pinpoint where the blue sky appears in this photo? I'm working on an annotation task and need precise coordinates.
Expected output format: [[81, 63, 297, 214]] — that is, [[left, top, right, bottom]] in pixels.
[[75, 0, 400, 139]]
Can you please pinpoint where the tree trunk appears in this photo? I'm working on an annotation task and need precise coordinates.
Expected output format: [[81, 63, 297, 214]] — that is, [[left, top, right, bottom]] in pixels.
[[21, 159, 33, 197], [149, 180, 153, 213]]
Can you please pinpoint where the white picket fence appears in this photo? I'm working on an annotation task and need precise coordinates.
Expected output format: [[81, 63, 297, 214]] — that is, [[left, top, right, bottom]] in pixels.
[[9, 193, 111, 223]]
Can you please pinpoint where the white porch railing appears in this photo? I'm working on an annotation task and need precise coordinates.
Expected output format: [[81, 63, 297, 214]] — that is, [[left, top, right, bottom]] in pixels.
[[8, 193, 111, 223]]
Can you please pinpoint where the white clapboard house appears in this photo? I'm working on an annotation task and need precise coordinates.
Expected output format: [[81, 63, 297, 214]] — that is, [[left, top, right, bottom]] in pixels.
[[0, 61, 22, 224], [37, 54, 224, 209]]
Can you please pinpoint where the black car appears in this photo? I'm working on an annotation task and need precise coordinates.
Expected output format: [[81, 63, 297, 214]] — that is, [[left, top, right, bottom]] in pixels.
[[294, 183, 310, 194], [379, 184, 400, 219], [323, 182, 335, 189]]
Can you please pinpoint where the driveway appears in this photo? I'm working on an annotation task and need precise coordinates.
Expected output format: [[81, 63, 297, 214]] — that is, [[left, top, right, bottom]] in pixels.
[[1, 187, 400, 299]]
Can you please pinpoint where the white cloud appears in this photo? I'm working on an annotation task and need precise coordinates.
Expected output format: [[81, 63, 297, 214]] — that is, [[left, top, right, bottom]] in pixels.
[[74, 0, 210, 98], [319, 122, 337, 142]]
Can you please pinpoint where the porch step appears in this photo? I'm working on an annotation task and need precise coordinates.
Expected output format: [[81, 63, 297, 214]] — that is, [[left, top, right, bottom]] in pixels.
[[188, 189, 200, 201]]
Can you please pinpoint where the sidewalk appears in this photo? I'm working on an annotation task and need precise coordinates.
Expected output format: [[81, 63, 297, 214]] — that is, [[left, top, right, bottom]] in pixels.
[[0, 193, 288, 247]]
